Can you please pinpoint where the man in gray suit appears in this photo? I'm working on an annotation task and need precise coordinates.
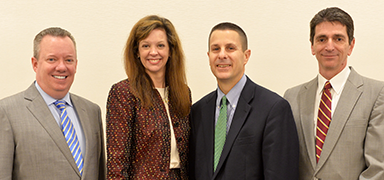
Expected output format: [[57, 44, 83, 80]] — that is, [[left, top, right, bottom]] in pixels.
[[284, 7, 384, 179], [0, 27, 105, 179]]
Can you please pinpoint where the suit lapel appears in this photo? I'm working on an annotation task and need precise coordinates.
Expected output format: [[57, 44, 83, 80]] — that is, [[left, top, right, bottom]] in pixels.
[[315, 69, 363, 171], [24, 84, 81, 177], [71, 94, 92, 177], [213, 79, 252, 179], [299, 78, 318, 170], [201, 92, 217, 178]]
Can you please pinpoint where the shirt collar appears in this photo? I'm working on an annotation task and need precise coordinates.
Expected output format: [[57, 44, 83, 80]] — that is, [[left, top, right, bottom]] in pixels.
[[34, 81, 72, 107], [317, 66, 351, 95], [216, 74, 247, 107]]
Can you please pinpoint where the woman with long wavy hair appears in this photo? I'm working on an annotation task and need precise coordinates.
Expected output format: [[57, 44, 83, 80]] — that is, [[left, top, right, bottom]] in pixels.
[[106, 15, 191, 179]]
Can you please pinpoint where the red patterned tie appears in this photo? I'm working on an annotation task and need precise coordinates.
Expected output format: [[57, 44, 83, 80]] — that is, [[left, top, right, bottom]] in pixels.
[[316, 81, 332, 163]]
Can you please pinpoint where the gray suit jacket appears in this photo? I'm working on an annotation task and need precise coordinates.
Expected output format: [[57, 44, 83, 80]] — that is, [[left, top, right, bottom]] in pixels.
[[0, 83, 105, 180], [284, 67, 384, 180]]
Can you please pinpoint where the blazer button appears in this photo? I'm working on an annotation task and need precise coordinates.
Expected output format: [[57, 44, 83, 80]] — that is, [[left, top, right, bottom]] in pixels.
[[177, 137, 182, 142], [174, 122, 179, 127]]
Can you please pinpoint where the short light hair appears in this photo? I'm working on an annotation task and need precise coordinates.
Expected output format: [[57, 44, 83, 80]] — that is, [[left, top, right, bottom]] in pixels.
[[33, 27, 76, 59]]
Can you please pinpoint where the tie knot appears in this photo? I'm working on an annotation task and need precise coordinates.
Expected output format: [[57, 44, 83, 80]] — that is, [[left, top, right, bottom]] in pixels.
[[54, 100, 66, 109], [324, 81, 332, 90], [221, 96, 227, 106], [221, 96, 227, 104]]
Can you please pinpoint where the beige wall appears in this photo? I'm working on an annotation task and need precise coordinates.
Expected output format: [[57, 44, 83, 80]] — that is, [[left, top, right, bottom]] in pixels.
[[2, 0, 384, 121]]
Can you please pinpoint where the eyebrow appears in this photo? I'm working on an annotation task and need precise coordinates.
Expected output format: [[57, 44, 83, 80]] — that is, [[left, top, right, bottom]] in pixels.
[[316, 34, 346, 39], [210, 43, 237, 47], [140, 40, 166, 44]]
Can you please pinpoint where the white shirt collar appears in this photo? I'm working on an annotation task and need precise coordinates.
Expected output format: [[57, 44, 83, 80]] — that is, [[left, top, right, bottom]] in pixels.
[[317, 66, 351, 95], [35, 81, 72, 107]]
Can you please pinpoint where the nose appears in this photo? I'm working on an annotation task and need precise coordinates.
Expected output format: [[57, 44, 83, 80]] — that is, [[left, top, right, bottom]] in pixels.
[[325, 39, 335, 51], [56, 59, 67, 71], [149, 46, 158, 56], [218, 48, 227, 59]]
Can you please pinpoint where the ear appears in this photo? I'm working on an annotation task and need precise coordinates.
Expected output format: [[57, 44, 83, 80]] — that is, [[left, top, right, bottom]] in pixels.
[[311, 40, 315, 55], [32, 57, 38, 72], [74, 59, 78, 73], [243, 49, 251, 65], [348, 38, 355, 56], [207, 51, 210, 65]]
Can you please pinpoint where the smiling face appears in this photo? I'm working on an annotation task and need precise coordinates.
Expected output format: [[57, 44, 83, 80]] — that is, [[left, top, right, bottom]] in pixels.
[[208, 29, 250, 88], [311, 21, 355, 79], [32, 35, 77, 99], [138, 28, 169, 82]]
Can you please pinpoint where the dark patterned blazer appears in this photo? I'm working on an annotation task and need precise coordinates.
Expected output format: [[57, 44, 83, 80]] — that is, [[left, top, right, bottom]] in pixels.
[[106, 79, 190, 179]]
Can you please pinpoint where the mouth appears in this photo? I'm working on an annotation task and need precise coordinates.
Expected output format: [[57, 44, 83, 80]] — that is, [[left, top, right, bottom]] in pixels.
[[322, 53, 337, 57], [217, 64, 231, 68], [53, 75, 67, 79], [147, 58, 162, 65]]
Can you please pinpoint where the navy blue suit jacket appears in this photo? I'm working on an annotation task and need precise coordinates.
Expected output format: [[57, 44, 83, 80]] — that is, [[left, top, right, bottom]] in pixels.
[[190, 77, 299, 180]]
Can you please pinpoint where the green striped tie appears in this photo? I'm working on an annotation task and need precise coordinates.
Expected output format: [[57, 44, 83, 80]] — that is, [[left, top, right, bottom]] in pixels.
[[214, 96, 227, 171]]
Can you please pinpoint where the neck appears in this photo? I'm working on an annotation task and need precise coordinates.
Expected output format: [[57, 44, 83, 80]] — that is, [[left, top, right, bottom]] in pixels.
[[149, 75, 165, 88], [318, 61, 348, 80], [217, 78, 241, 95], [319, 66, 346, 80]]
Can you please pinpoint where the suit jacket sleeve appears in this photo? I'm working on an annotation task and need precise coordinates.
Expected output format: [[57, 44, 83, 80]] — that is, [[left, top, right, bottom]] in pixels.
[[0, 103, 14, 180], [97, 105, 106, 180], [360, 86, 384, 179], [263, 98, 299, 180], [106, 82, 135, 179]]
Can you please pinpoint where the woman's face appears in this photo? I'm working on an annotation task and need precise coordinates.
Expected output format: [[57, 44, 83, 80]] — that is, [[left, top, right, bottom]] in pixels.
[[138, 28, 169, 80]]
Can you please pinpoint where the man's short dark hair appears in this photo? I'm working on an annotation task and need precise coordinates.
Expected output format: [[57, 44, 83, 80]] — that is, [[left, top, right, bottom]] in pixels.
[[310, 7, 354, 45], [208, 22, 248, 51]]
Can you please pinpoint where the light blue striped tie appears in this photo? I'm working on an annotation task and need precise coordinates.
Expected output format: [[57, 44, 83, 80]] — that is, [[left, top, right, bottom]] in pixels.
[[54, 100, 84, 176], [214, 96, 227, 171]]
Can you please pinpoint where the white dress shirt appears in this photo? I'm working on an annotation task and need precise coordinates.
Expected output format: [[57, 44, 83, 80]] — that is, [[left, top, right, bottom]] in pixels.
[[156, 87, 181, 169], [313, 66, 351, 136], [35, 81, 86, 155]]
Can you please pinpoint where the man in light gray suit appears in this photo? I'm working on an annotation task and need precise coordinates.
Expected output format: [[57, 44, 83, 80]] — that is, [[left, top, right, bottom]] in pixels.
[[0, 27, 105, 179], [284, 7, 384, 180]]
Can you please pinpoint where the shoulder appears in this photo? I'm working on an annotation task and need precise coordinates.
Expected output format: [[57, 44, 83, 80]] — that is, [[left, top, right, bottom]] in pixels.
[[359, 75, 384, 89], [284, 78, 316, 98], [108, 79, 134, 95], [0, 91, 25, 109], [106, 79, 139, 108], [192, 90, 216, 108], [242, 77, 284, 102], [241, 79, 294, 121], [70, 93, 100, 110], [111, 79, 131, 88], [348, 68, 384, 94], [0, 83, 38, 109]]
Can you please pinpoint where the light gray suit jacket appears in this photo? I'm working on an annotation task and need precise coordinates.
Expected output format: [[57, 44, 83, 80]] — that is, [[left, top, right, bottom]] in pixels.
[[0, 83, 105, 180], [284, 67, 384, 180]]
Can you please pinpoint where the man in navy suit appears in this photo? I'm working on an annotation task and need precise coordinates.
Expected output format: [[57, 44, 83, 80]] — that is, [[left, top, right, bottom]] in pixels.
[[189, 22, 299, 180]]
